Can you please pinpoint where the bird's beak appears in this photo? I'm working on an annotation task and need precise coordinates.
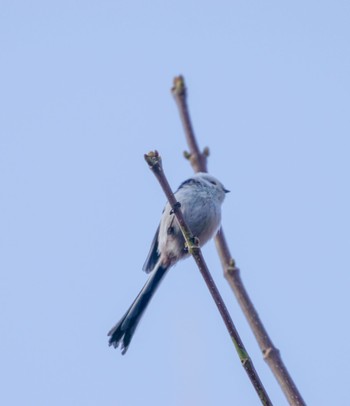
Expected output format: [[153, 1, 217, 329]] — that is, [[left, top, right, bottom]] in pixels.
[[224, 189, 230, 193]]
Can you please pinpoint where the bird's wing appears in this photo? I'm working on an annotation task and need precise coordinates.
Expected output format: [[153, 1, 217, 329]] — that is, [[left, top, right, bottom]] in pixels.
[[142, 225, 160, 273]]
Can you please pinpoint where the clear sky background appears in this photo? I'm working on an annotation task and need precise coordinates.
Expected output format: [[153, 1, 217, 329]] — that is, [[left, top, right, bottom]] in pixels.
[[1, 1, 349, 405]]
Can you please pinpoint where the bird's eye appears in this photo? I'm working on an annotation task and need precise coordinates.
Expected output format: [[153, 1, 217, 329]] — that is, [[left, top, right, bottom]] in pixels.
[[210, 181, 217, 185]]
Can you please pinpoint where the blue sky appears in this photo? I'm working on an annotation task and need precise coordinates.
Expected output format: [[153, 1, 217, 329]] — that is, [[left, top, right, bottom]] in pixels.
[[1, 1, 349, 405]]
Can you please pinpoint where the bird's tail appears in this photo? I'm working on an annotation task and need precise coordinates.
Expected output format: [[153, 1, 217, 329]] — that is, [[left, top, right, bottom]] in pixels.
[[108, 263, 168, 354]]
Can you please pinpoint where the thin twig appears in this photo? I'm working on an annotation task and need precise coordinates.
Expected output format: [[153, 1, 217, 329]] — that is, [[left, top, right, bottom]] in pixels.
[[172, 76, 208, 173], [171, 75, 306, 406], [144, 150, 273, 406]]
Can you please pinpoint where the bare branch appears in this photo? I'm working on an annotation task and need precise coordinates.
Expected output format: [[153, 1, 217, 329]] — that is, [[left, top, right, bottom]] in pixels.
[[144, 150, 273, 406], [171, 76, 208, 173], [171, 75, 306, 406]]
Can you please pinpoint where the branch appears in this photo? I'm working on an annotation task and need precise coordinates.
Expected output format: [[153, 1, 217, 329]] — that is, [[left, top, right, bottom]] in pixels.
[[171, 75, 306, 406], [144, 150, 273, 406], [172, 76, 209, 173]]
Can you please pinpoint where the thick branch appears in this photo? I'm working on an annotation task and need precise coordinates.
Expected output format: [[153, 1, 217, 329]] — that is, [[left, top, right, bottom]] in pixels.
[[171, 75, 306, 406], [144, 150, 273, 406]]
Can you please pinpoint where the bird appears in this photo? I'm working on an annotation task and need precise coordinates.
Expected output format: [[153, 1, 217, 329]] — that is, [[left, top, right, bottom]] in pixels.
[[108, 172, 229, 354]]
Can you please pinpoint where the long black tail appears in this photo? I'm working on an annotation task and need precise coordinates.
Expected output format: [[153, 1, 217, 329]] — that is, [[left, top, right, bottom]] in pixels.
[[108, 264, 168, 354]]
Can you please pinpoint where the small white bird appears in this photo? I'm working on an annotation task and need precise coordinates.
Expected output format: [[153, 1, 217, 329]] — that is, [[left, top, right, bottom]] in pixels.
[[108, 172, 229, 354]]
